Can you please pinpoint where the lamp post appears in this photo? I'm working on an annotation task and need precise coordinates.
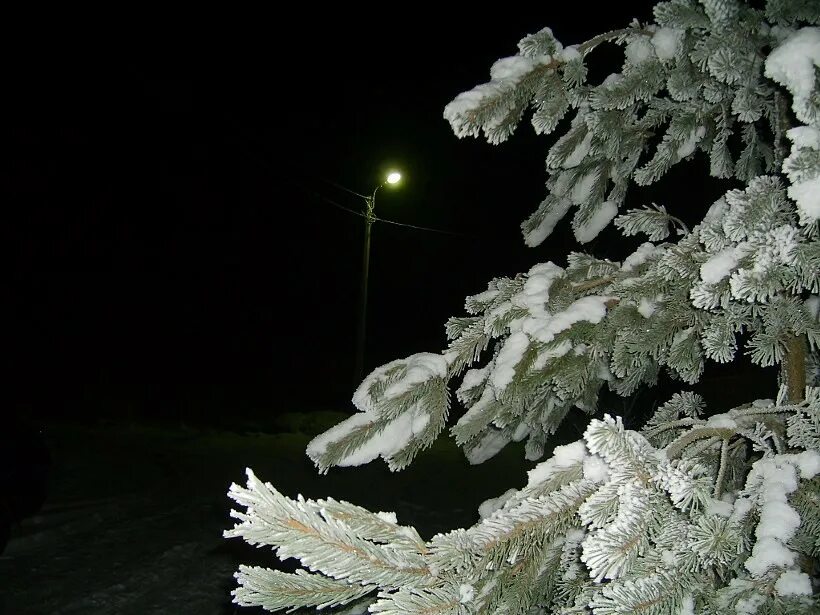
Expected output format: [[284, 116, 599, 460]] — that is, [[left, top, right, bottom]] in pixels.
[[353, 171, 401, 385]]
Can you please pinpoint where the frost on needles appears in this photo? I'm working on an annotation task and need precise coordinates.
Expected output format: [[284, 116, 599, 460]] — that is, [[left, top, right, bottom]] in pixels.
[[226, 2, 820, 613]]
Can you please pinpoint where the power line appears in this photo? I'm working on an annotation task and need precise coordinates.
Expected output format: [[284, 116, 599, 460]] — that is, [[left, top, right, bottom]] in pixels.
[[292, 178, 475, 237], [224, 112, 479, 238], [314, 177, 369, 200], [295, 184, 368, 219], [375, 216, 467, 236]]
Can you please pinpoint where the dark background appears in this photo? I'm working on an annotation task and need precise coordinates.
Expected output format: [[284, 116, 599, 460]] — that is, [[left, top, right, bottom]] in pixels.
[[6, 5, 771, 429], [0, 9, 784, 614]]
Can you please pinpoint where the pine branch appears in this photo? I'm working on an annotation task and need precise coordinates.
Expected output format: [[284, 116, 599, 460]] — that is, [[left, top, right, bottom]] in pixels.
[[577, 28, 650, 56], [588, 570, 690, 614], [472, 480, 598, 564], [643, 417, 703, 438], [572, 277, 616, 293], [225, 470, 432, 588], [231, 566, 375, 612], [714, 438, 729, 499], [687, 435, 721, 459], [665, 427, 736, 460], [318, 498, 427, 552], [370, 587, 465, 615], [581, 483, 653, 581]]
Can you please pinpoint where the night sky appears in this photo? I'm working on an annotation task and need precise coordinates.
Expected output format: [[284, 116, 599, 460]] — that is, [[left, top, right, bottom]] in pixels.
[[10, 4, 762, 427]]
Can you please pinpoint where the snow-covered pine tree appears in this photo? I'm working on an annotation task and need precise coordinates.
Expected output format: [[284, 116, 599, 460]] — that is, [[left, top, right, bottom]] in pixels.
[[225, 2, 820, 613]]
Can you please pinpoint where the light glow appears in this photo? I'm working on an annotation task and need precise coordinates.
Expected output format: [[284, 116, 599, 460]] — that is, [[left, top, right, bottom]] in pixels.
[[386, 172, 401, 185]]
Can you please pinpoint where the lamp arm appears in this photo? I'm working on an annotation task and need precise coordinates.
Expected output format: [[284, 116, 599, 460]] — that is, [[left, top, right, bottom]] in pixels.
[[364, 184, 383, 221]]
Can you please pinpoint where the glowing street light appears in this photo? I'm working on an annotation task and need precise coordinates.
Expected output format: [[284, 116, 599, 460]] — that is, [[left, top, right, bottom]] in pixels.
[[354, 171, 402, 385]]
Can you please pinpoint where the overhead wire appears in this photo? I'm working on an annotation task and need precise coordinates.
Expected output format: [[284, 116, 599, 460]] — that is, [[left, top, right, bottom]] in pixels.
[[224, 112, 479, 238], [298, 176, 477, 237]]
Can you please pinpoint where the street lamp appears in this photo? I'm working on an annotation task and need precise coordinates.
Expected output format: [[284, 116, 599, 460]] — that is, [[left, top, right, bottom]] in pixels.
[[354, 170, 401, 385]]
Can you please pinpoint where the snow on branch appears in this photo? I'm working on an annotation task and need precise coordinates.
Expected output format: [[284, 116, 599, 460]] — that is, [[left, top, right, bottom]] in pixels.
[[306, 353, 450, 472], [225, 470, 432, 590]]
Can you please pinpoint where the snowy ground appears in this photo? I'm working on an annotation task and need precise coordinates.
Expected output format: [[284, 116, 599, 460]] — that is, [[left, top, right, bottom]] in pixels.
[[0, 415, 529, 614]]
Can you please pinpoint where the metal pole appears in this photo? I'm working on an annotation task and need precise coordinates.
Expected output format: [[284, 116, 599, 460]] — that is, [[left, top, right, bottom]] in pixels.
[[354, 187, 380, 386]]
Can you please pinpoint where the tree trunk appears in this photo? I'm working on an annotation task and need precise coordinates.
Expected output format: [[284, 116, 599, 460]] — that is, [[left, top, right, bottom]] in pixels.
[[785, 334, 807, 403]]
